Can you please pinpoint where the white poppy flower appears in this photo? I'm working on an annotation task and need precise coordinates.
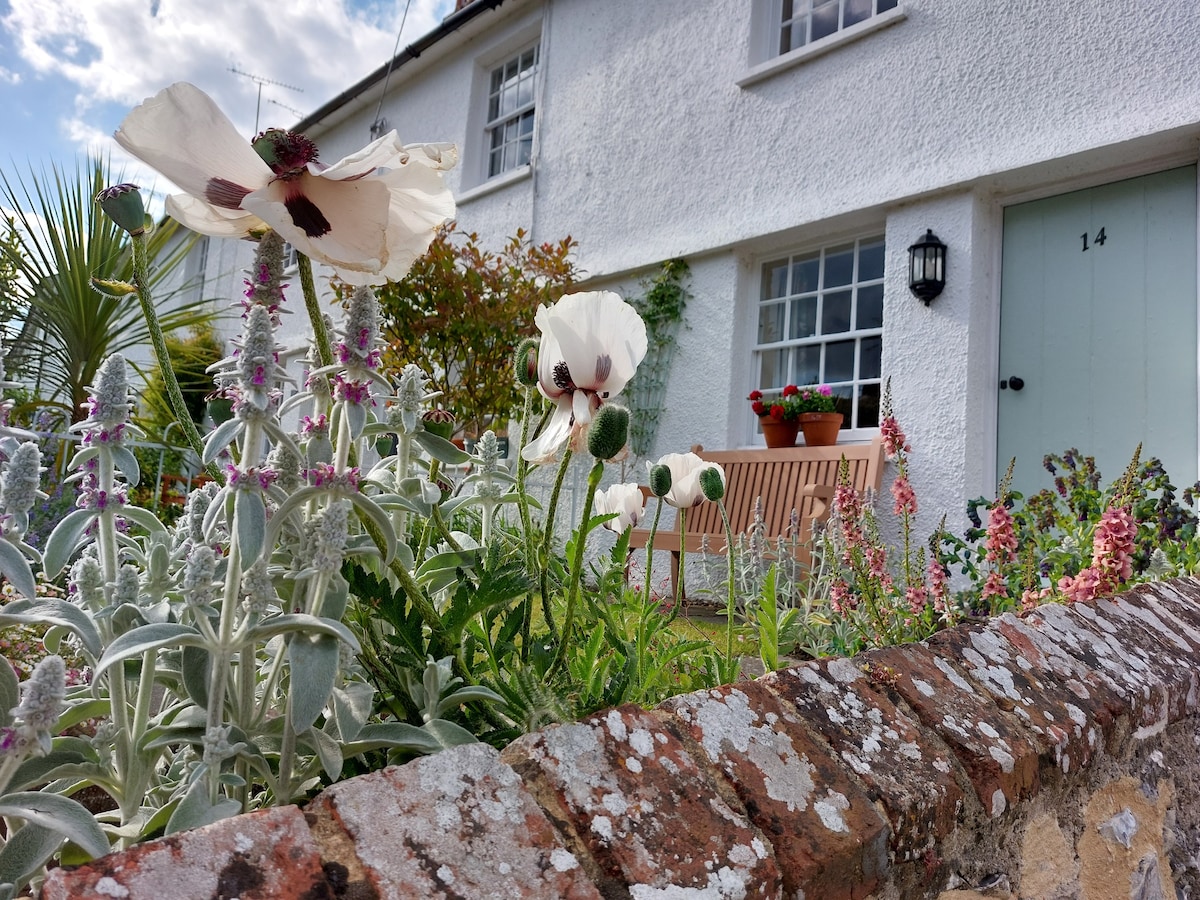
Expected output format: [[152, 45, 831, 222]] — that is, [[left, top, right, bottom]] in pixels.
[[522, 291, 647, 463], [114, 82, 457, 286], [655, 452, 726, 509], [593, 482, 646, 533]]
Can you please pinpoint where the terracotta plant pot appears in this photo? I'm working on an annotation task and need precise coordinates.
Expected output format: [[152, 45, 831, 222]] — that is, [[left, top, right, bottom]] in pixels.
[[799, 412, 844, 446], [760, 416, 800, 448]]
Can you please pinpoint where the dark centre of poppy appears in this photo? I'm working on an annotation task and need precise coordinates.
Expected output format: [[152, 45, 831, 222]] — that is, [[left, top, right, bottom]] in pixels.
[[251, 129, 320, 178], [284, 189, 332, 238], [552, 361, 575, 391]]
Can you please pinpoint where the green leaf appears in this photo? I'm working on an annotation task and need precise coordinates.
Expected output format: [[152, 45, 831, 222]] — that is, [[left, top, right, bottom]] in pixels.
[[413, 430, 470, 465], [347, 492, 396, 566], [287, 635, 339, 731], [110, 446, 140, 485], [0, 792, 109, 858], [0, 600, 102, 659], [8, 748, 91, 792], [0, 823, 64, 891], [180, 645, 211, 708], [42, 508, 98, 577], [202, 417, 243, 465], [420, 719, 479, 750], [0, 655, 17, 729], [118, 504, 167, 537], [302, 726, 343, 782], [164, 779, 240, 836], [330, 682, 374, 743], [235, 489, 266, 563], [339, 722, 443, 757], [433, 685, 505, 719], [245, 614, 359, 652], [0, 541, 35, 600], [94, 624, 203, 681]]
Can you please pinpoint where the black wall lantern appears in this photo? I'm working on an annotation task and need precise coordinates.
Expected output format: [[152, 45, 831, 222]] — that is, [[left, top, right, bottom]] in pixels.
[[907, 229, 947, 304]]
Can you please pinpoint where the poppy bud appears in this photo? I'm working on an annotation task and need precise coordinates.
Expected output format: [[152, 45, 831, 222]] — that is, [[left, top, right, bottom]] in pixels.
[[587, 404, 628, 461], [514, 338, 540, 388], [649, 463, 672, 498], [421, 408, 455, 440], [700, 466, 726, 502], [95, 183, 147, 236]]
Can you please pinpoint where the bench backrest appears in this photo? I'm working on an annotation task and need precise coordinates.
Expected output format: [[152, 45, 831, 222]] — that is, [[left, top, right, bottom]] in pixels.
[[684, 438, 886, 541]]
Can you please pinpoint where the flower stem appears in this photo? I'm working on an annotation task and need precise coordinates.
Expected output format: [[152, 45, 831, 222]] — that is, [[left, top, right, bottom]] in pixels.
[[549, 458, 603, 676], [130, 231, 220, 480], [538, 447, 574, 641], [643, 498, 663, 607], [297, 254, 334, 370]]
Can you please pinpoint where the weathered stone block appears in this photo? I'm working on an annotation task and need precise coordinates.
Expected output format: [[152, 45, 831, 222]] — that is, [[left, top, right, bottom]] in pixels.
[[924, 620, 1111, 776], [502, 704, 782, 898], [863, 642, 1040, 818], [661, 680, 889, 899], [761, 656, 963, 860], [42, 806, 331, 900], [305, 741, 601, 899]]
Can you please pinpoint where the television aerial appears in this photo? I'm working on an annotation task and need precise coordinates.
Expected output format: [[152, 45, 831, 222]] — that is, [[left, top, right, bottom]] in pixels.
[[229, 67, 304, 135]]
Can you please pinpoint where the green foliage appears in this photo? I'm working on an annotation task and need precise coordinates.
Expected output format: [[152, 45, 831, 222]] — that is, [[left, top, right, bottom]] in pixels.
[[140, 324, 225, 429], [625, 259, 689, 458], [369, 226, 580, 438], [0, 157, 215, 421]]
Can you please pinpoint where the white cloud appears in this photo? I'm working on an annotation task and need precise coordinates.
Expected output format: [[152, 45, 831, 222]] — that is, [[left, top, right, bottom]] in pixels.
[[0, 67, 20, 85], [3, 0, 456, 155]]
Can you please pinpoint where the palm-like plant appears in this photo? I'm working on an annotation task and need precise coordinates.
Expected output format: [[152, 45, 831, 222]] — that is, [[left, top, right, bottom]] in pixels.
[[0, 157, 215, 423]]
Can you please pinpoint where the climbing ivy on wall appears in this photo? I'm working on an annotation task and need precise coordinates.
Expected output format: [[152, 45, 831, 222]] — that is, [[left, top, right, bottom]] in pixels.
[[626, 258, 690, 459]]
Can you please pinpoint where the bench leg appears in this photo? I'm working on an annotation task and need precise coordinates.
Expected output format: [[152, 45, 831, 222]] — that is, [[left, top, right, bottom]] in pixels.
[[669, 551, 686, 605]]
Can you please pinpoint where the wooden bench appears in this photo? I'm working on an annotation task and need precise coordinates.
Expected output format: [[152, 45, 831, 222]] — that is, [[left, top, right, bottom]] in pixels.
[[627, 438, 886, 596]]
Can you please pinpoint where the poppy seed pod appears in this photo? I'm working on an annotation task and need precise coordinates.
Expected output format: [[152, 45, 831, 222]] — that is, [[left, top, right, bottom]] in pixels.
[[514, 337, 540, 388], [95, 183, 147, 235], [649, 464, 672, 498], [587, 403, 629, 461], [700, 466, 726, 502]]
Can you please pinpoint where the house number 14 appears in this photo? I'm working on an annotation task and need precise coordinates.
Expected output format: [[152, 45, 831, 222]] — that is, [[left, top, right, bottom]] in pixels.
[[1081, 227, 1107, 251]]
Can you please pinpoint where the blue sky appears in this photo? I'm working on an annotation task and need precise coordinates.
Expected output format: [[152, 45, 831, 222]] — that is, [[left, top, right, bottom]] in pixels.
[[0, 0, 456, 209]]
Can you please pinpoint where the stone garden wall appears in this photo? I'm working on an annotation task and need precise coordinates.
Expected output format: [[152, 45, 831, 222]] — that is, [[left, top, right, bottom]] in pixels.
[[42, 578, 1200, 899]]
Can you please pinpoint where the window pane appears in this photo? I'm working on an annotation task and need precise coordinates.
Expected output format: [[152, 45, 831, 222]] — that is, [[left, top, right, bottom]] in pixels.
[[791, 345, 821, 386], [758, 302, 786, 344], [822, 290, 852, 335], [762, 260, 789, 300], [791, 255, 820, 294], [858, 238, 885, 281], [518, 74, 535, 107], [824, 245, 855, 288], [789, 297, 817, 339], [825, 339, 855, 382], [856, 283, 884, 329], [877, 0, 898, 11], [860, 335, 881, 379], [857, 382, 881, 429], [845, 0, 872, 27], [759, 349, 786, 390], [812, 0, 839, 40]]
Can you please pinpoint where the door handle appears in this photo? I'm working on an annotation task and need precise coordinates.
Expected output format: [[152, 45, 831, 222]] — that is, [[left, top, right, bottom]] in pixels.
[[1000, 376, 1025, 391]]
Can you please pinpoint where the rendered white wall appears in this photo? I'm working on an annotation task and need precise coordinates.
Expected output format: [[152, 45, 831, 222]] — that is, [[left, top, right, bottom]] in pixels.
[[188, 0, 1200, 526]]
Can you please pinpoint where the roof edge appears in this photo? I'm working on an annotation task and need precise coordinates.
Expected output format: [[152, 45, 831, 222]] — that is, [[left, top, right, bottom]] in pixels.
[[293, 0, 509, 134]]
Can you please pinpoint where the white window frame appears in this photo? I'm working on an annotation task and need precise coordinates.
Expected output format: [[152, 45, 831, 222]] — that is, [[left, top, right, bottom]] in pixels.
[[460, 16, 544, 196], [749, 234, 885, 444], [741, 0, 905, 87], [483, 42, 540, 180]]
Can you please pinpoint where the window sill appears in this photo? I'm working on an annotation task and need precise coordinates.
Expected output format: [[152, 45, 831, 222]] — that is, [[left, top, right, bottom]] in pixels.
[[737, 6, 906, 88], [457, 165, 533, 204]]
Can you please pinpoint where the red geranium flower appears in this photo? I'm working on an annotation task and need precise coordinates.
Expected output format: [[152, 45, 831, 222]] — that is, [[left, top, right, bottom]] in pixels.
[[747, 390, 763, 401], [770, 404, 786, 419], [751, 400, 766, 415], [781, 384, 799, 397]]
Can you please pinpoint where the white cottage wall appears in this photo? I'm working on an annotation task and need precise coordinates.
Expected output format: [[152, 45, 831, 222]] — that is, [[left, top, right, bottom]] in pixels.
[[183, 0, 1200, 532]]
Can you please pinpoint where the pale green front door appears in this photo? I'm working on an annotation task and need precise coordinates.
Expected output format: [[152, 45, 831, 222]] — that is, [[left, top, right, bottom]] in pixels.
[[997, 166, 1198, 497]]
